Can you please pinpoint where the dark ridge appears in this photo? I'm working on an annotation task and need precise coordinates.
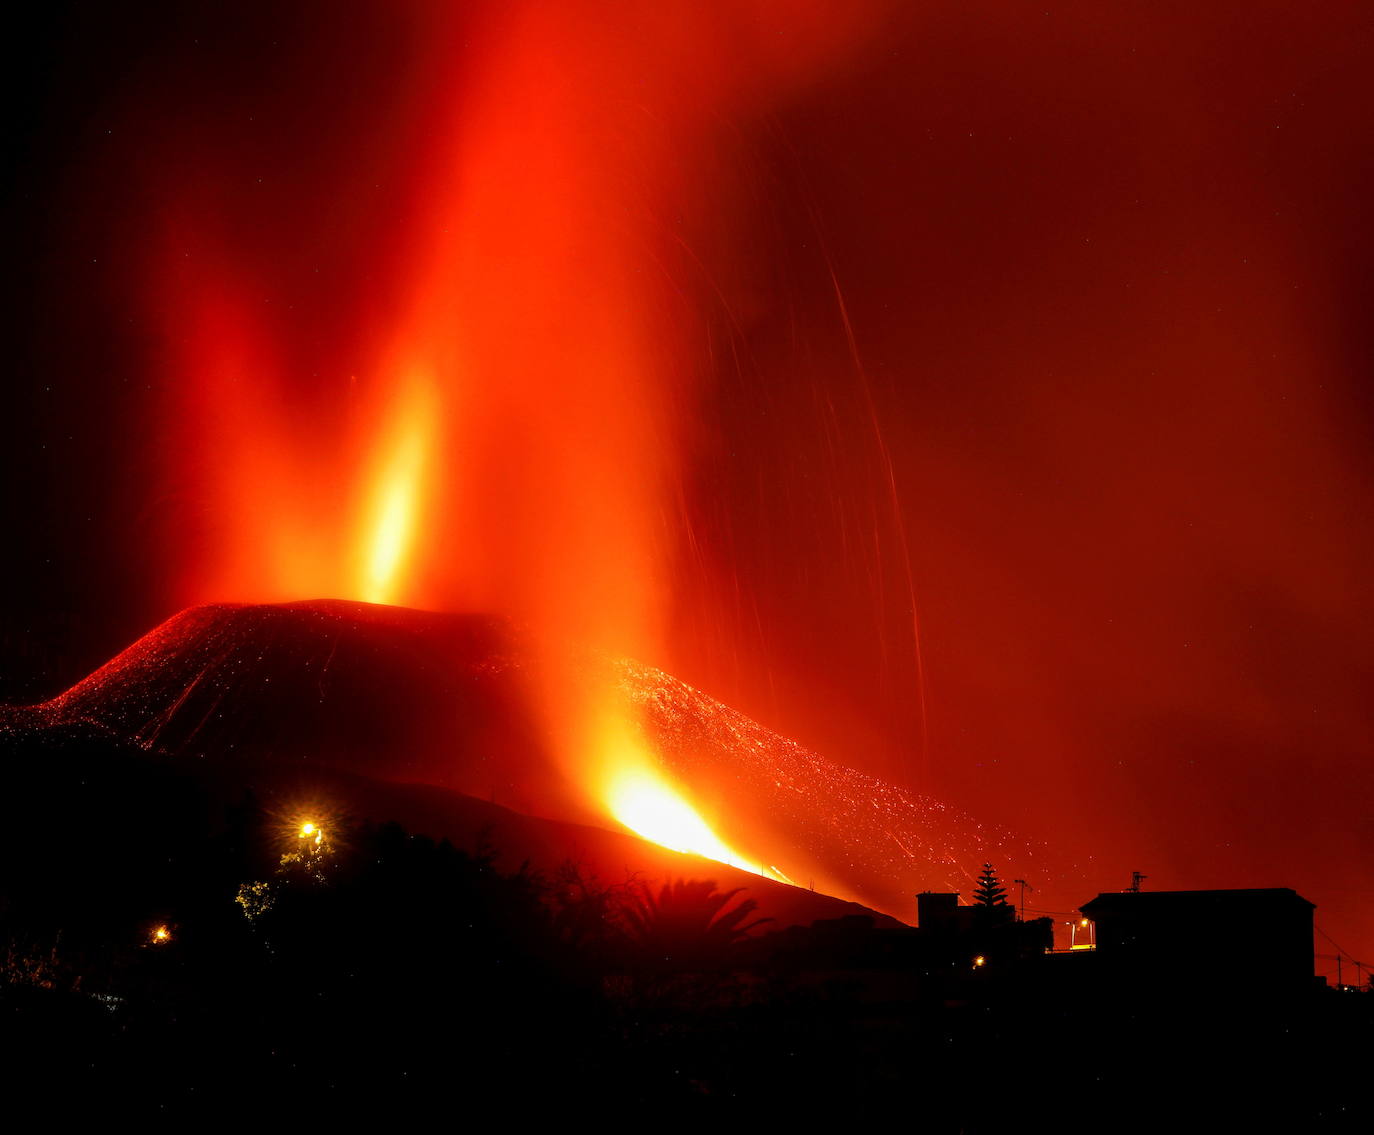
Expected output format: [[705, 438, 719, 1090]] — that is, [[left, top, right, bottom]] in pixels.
[[3, 599, 1070, 918]]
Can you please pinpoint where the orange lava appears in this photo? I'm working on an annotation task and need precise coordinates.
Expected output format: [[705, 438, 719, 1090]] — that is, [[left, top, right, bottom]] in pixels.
[[608, 766, 765, 876], [593, 711, 770, 877], [357, 373, 436, 605], [148, 2, 883, 867]]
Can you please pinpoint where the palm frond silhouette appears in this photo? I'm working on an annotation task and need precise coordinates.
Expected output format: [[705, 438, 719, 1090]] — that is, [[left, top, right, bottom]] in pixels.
[[621, 878, 771, 964]]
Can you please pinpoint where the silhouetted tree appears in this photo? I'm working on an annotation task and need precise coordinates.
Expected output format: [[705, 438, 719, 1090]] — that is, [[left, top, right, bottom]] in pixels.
[[548, 861, 635, 956], [620, 878, 771, 968], [973, 863, 1008, 907]]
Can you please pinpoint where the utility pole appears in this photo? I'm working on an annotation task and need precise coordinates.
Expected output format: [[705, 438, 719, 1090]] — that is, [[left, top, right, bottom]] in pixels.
[[1013, 878, 1032, 919]]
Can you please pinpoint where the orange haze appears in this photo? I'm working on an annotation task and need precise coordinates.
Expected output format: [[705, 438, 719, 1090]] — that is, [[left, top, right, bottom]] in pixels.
[[153, 2, 884, 871]]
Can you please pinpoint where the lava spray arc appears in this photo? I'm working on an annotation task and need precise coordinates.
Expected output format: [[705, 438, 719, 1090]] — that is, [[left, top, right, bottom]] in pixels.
[[149, 2, 885, 875]]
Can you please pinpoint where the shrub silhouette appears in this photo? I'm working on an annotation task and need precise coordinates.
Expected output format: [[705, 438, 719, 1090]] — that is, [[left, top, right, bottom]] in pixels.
[[620, 878, 771, 968]]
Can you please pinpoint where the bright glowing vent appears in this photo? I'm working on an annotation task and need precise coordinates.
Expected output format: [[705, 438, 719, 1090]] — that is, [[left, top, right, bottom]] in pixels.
[[607, 765, 765, 877]]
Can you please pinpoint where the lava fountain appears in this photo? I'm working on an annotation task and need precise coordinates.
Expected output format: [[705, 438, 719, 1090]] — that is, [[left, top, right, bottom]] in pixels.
[[146, 3, 885, 877], [357, 370, 437, 606]]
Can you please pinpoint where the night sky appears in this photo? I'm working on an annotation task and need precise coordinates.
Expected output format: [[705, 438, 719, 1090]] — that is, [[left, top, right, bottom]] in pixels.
[[4, 2, 1372, 971]]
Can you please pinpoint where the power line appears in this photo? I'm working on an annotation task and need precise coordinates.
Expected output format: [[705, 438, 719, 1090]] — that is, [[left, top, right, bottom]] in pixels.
[[1315, 925, 1366, 967]]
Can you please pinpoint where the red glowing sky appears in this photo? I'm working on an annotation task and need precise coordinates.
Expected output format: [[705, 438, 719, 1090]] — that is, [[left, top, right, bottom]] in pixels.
[[4, 2, 1372, 971]]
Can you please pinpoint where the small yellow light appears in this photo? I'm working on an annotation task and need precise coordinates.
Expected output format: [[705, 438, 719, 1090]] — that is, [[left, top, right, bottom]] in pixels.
[[300, 822, 317, 838], [1080, 918, 1090, 927], [973, 954, 986, 968], [151, 926, 171, 944]]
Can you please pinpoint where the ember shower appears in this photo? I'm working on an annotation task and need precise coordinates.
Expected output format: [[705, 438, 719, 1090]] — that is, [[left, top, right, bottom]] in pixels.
[[12, 2, 1374, 964], [145, 2, 888, 875]]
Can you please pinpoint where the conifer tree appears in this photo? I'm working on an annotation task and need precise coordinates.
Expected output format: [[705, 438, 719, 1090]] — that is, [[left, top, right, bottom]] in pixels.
[[973, 863, 1008, 906]]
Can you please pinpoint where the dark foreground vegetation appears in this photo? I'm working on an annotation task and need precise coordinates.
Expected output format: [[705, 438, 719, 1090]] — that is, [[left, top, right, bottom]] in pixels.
[[3, 728, 1370, 1128]]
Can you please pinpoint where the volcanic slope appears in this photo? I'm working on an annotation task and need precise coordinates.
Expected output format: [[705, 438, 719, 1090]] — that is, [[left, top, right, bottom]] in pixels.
[[5, 600, 1054, 920]]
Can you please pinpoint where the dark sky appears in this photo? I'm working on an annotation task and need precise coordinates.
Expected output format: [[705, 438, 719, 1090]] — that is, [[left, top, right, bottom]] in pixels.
[[5, 2, 1372, 972]]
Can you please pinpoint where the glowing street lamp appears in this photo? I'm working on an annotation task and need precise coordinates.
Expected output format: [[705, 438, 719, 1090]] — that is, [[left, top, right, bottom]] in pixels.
[[278, 812, 333, 873], [150, 925, 172, 945]]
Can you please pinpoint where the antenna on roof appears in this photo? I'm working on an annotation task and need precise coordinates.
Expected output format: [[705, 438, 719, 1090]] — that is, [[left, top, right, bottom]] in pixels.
[[1129, 871, 1147, 893], [1013, 878, 1032, 919]]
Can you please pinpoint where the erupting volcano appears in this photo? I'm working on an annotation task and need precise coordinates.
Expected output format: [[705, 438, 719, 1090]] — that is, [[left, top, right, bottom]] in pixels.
[[124, 1, 921, 895], [65, 0, 1003, 911], [4, 599, 1047, 924], [7, 0, 1374, 977]]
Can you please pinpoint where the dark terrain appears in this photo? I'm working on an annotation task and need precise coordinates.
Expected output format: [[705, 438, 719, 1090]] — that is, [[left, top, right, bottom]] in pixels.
[[2, 601, 1368, 1127]]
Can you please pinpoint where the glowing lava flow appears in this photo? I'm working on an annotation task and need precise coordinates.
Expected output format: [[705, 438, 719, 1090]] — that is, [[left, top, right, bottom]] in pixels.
[[609, 766, 764, 874], [597, 714, 772, 878]]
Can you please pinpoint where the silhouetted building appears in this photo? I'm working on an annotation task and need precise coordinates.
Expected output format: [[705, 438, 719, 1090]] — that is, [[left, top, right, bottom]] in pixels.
[[1079, 887, 1315, 991], [916, 891, 1015, 933], [913, 891, 1050, 975]]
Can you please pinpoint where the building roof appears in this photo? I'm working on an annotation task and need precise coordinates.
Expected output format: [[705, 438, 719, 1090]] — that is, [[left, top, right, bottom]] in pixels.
[[1081, 887, 1314, 915]]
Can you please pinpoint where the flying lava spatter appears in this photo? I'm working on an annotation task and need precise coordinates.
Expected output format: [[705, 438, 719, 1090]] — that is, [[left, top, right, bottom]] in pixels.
[[9, 0, 1373, 975], [150, 2, 884, 870]]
